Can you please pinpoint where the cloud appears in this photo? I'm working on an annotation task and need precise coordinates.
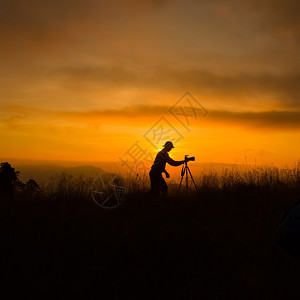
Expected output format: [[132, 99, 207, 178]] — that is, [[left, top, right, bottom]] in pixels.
[[1, 0, 300, 113], [208, 109, 300, 130], [1, 0, 298, 66], [55, 66, 300, 109], [0, 0, 168, 57], [2, 105, 300, 131], [62, 107, 300, 130], [1, 63, 300, 111], [209, 0, 300, 38]]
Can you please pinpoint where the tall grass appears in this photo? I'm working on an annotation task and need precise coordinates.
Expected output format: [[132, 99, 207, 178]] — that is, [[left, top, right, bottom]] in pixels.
[[45, 172, 94, 202], [2, 164, 300, 299], [120, 165, 300, 195], [197, 165, 300, 190], [34, 165, 300, 203]]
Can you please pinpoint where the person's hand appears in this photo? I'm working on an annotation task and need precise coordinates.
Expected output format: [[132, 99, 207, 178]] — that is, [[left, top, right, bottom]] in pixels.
[[165, 171, 170, 178]]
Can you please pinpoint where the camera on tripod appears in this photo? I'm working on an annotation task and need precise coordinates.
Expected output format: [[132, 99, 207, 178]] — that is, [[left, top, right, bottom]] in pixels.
[[184, 155, 195, 163], [179, 155, 198, 193]]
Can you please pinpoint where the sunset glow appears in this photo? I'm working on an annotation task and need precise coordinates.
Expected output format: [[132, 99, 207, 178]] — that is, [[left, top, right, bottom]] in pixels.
[[1, 0, 300, 168]]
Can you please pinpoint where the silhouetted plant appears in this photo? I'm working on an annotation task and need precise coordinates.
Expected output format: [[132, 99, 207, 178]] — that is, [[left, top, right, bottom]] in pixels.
[[25, 179, 41, 194], [0, 162, 19, 195], [15, 179, 42, 197]]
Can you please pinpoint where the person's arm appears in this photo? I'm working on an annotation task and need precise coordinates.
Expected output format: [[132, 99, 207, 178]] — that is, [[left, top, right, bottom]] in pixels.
[[163, 169, 170, 178], [166, 155, 185, 166]]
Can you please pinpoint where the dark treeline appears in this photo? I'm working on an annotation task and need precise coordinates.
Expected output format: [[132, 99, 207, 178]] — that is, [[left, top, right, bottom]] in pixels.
[[1, 162, 300, 299]]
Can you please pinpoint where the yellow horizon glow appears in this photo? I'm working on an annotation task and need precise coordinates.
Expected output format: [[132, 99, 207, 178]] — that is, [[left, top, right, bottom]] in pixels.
[[1, 104, 299, 168]]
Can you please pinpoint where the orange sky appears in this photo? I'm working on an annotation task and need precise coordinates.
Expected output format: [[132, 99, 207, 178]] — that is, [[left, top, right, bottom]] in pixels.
[[1, 0, 300, 171]]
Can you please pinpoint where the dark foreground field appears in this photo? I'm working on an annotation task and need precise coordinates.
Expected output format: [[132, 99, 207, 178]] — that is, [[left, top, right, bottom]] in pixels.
[[1, 168, 300, 299]]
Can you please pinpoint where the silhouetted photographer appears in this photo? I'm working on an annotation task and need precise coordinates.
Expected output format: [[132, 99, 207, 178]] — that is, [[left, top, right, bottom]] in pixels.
[[149, 141, 188, 197]]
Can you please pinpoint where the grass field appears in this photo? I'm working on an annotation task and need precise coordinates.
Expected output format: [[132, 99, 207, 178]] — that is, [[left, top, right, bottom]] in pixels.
[[1, 165, 300, 299]]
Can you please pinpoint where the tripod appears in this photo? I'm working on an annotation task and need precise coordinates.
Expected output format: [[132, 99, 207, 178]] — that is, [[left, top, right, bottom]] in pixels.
[[178, 160, 198, 193]]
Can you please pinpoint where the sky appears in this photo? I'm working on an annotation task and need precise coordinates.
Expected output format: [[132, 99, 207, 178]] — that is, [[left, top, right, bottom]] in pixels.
[[1, 0, 300, 171]]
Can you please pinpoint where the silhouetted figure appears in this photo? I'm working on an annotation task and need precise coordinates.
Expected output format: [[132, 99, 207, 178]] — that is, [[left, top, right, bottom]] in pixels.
[[149, 141, 185, 197]]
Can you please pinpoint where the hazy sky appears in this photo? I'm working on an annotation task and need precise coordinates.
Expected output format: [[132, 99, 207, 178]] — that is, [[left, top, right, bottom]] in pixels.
[[1, 0, 300, 168]]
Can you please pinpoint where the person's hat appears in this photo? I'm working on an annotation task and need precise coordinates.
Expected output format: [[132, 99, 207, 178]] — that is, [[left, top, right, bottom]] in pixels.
[[163, 141, 174, 148]]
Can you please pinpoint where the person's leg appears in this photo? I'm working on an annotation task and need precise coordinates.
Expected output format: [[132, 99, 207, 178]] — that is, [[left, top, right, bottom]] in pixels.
[[149, 170, 160, 197], [159, 175, 168, 198]]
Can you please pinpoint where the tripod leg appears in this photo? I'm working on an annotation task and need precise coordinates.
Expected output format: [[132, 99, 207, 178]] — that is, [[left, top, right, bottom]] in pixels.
[[186, 165, 188, 190], [178, 168, 185, 191], [187, 166, 199, 193]]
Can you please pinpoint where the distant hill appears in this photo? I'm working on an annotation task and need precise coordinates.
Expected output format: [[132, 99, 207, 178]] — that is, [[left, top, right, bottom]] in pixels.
[[15, 164, 107, 184], [9, 160, 255, 185]]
